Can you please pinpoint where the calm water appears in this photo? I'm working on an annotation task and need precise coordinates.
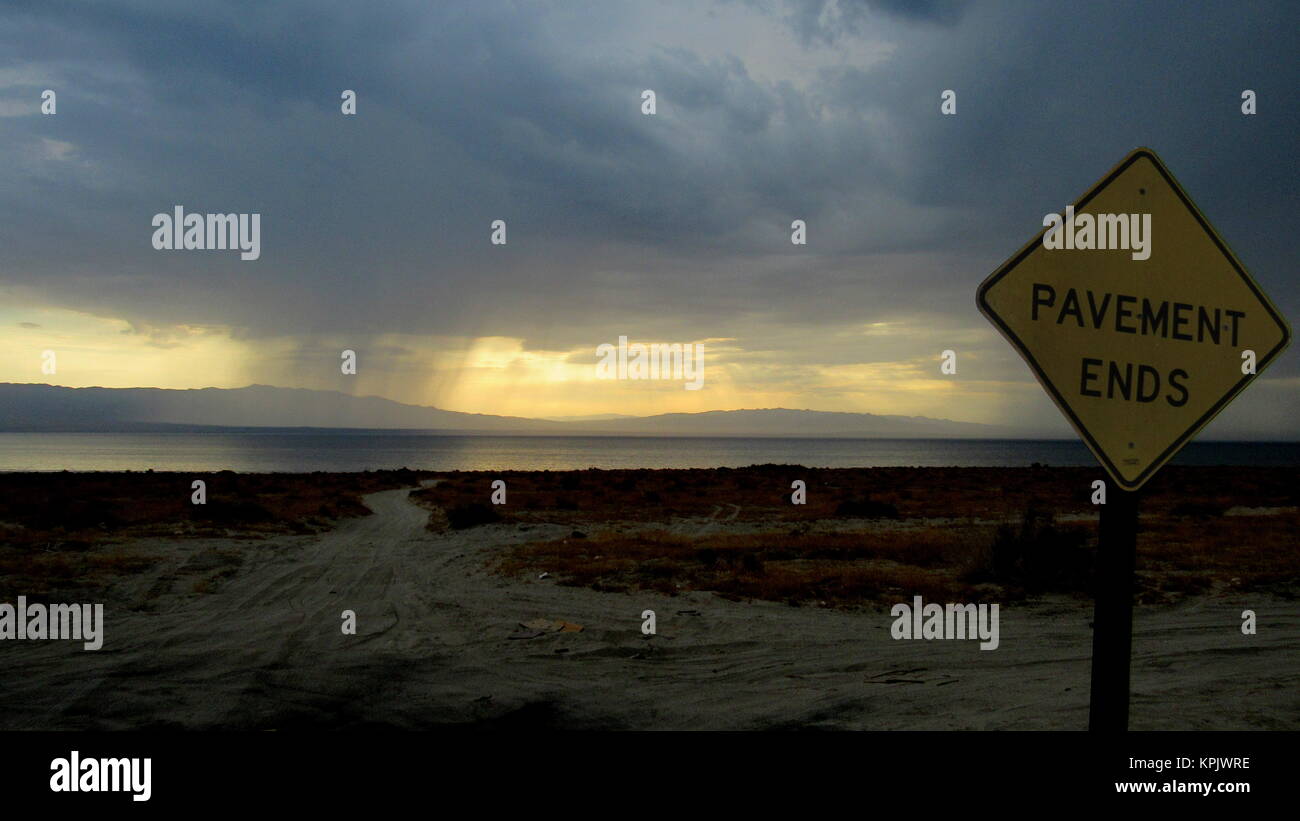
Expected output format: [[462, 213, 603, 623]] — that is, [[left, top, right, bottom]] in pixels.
[[0, 433, 1296, 472]]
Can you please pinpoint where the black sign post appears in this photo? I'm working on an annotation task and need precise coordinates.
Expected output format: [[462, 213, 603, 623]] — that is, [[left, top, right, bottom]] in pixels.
[[1088, 487, 1139, 731]]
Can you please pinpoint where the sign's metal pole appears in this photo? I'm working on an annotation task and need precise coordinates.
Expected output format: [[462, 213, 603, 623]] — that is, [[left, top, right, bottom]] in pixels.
[[1088, 488, 1139, 731]]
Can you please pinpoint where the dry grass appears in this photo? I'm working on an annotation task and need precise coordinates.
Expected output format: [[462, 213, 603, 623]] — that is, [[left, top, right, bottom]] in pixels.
[[414, 465, 1300, 526], [499, 526, 1028, 607], [0, 544, 160, 600], [1135, 510, 1300, 600], [478, 465, 1300, 608], [0, 469, 430, 546], [3, 466, 1293, 607], [0, 469, 430, 600]]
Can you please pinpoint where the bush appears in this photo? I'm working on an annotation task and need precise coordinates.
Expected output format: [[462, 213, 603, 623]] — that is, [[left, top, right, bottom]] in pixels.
[[36, 499, 122, 531], [1169, 500, 1226, 519], [834, 497, 899, 519], [560, 473, 583, 491], [190, 501, 275, 525], [445, 502, 502, 530], [968, 503, 1091, 593]]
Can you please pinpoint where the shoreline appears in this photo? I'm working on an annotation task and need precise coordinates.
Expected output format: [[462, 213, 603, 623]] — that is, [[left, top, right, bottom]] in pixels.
[[2, 435, 1299, 476]]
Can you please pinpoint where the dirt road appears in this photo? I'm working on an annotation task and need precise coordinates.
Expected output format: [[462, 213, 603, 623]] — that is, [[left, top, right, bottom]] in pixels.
[[3, 487, 1295, 729]]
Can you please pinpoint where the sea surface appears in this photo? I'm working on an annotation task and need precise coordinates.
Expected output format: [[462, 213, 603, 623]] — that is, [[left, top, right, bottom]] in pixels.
[[0, 432, 1296, 473]]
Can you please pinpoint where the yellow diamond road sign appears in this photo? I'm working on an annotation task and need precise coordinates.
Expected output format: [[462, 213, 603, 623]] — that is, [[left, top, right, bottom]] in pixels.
[[978, 147, 1291, 490]]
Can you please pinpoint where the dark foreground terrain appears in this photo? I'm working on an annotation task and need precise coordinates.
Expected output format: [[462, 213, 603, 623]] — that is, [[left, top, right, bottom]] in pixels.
[[1, 465, 1295, 730]]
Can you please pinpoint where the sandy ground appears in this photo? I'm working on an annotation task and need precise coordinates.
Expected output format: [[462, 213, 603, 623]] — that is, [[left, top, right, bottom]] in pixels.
[[3, 486, 1296, 730]]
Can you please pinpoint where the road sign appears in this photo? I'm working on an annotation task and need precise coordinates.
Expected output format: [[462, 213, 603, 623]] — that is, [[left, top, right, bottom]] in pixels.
[[978, 147, 1290, 490]]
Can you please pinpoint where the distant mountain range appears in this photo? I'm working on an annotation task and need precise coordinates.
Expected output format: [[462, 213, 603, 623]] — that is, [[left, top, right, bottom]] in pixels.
[[0, 383, 1040, 438]]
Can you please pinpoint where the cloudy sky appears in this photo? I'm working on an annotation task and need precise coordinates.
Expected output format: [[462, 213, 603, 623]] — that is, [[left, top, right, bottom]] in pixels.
[[0, 0, 1295, 435]]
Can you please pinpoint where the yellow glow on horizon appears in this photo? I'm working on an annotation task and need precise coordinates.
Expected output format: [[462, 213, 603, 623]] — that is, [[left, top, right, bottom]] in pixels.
[[0, 307, 253, 390], [0, 307, 1015, 424]]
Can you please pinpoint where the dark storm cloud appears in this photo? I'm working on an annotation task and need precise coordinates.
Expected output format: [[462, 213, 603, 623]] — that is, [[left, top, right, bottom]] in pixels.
[[776, 0, 969, 44], [0, 0, 1296, 410]]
